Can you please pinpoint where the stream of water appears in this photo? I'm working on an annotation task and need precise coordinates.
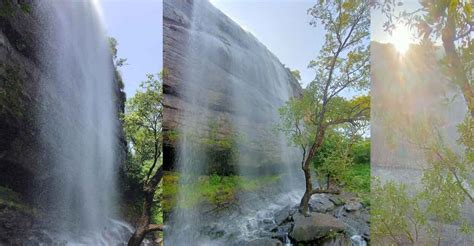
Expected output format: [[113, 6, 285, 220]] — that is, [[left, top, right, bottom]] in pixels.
[[35, 1, 131, 244], [164, 0, 304, 245]]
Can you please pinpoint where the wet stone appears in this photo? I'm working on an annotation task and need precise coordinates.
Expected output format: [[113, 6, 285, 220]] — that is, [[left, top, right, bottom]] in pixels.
[[245, 238, 283, 246], [344, 200, 362, 212], [309, 195, 335, 213]]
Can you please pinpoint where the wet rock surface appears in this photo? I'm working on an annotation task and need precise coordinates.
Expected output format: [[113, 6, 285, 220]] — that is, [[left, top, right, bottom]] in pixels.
[[289, 212, 345, 242], [182, 192, 370, 246], [162, 0, 303, 173], [268, 194, 369, 245], [0, 206, 65, 245], [309, 195, 336, 213], [245, 238, 283, 246], [0, 1, 126, 204]]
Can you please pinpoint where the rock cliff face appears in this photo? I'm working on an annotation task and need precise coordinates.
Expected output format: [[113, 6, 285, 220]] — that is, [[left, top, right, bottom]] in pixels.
[[163, 0, 302, 172], [0, 3, 43, 197], [0, 2, 126, 201]]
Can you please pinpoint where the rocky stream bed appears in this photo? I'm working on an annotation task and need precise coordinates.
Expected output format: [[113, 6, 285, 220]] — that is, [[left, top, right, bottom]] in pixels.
[[166, 188, 370, 246]]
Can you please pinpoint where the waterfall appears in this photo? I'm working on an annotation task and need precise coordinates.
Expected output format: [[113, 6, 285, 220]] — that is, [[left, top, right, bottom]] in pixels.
[[164, 0, 303, 245], [34, 1, 131, 243]]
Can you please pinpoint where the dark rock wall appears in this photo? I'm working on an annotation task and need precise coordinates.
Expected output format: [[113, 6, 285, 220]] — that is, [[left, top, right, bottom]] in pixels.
[[0, 2, 42, 197], [163, 0, 302, 171], [0, 2, 126, 201]]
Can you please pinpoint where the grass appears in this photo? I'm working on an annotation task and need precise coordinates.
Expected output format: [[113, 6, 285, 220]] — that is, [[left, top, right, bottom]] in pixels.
[[162, 172, 280, 212]]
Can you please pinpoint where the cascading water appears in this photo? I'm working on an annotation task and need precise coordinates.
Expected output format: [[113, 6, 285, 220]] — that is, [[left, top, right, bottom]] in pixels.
[[34, 1, 132, 244], [164, 0, 303, 245]]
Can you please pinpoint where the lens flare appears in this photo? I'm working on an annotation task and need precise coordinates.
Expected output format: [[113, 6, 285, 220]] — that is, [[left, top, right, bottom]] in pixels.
[[390, 24, 413, 55]]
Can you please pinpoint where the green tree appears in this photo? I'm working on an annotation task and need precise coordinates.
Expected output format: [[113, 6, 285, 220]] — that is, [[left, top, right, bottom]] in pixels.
[[290, 69, 302, 83], [108, 37, 128, 68], [372, 180, 427, 245], [279, 0, 370, 215], [311, 126, 367, 191], [351, 137, 370, 164], [123, 73, 164, 246], [108, 37, 127, 92]]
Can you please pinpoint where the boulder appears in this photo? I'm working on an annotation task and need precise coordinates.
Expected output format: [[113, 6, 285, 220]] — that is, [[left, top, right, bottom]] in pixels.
[[344, 200, 362, 212], [309, 195, 335, 213], [339, 208, 371, 241], [273, 205, 296, 225], [289, 212, 345, 243], [273, 223, 292, 234], [260, 219, 277, 232], [245, 238, 283, 246], [321, 233, 351, 246], [328, 195, 345, 206]]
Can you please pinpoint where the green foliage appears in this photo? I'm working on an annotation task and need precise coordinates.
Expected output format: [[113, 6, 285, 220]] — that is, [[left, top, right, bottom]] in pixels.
[[279, 94, 370, 155], [279, 95, 370, 191], [0, 1, 30, 17], [351, 138, 370, 164], [122, 73, 163, 221], [151, 183, 164, 224], [0, 186, 39, 217], [202, 120, 238, 152], [177, 119, 240, 175], [0, 65, 28, 119], [372, 180, 427, 245], [163, 172, 280, 212], [346, 163, 370, 205], [373, 0, 471, 43], [371, 116, 474, 243], [419, 116, 473, 237], [278, 95, 314, 153], [123, 73, 162, 172], [279, 3, 370, 213], [107, 37, 126, 91], [314, 131, 352, 185], [108, 37, 128, 68], [290, 69, 302, 82], [307, 0, 370, 93], [313, 129, 370, 200]]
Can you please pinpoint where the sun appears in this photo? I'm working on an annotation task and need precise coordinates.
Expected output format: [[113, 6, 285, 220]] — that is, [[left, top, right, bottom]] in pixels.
[[390, 24, 414, 55]]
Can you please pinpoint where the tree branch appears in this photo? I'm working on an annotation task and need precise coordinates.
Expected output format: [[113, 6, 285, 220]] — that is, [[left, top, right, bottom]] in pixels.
[[311, 187, 340, 195], [145, 224, 164, 233]]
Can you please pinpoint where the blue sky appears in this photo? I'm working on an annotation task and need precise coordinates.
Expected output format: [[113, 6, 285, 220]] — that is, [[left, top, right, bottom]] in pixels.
[[100, 0, 321, 97], [101, 0, 163, 98], [371, 1, 421, 43], [209, 0, 322, 88]]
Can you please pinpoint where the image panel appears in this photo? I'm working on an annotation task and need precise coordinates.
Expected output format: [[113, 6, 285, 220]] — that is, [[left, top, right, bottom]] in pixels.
[[0, 0, 163, 245], [371, 0, 473, 245], [163, 0, 370, 245]]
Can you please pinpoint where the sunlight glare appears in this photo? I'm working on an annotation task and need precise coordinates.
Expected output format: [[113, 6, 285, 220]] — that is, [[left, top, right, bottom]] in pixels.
[[390, 24, 413, 55]]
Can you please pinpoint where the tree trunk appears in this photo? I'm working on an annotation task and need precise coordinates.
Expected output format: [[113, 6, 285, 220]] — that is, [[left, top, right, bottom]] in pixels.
[[326, 173, 331, 190], [128, 216, 149, 246], [442, 8, 474, 117], [299, 164, 313, 215], [128, 166, 164, 246], [128, 185, 154, 246], [298, 126, 326, 215]]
